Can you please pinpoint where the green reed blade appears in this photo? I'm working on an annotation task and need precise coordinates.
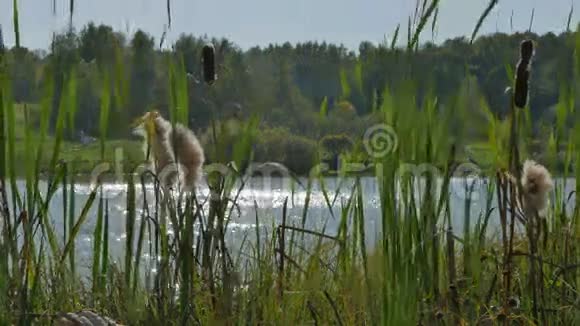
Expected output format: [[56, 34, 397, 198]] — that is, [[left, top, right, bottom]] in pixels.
[[168, 55, 177, 125], [301, 177, 313, 228], [68, 165, 77, 275], [60, 188, 97, 265], [125, 174, 136, 288], [62, 163, 68, 256], [29, 239, 44, 314], [92, 190, 104, 294], [528, 8, 535, 32], [101, 199, 109, 278], [431, 8, 439, 38], [34, 66, 54, 195], [317, 176, 336, 220], [23, 105, 35, 217], [34, 168, 63, 258], [113, 41, 128, 110], [69, 0, 74, 25], [391, 24, 400, 50], [12, 0, 20, 48], [66, 65, 78, 133], [319, 96, 328, 119], [575, 23, 580, 78], [408, 0, 439, 51], [1, 76, 21, 215], [176, 54, 189, 126], [133, 208, 147, 294], [49, 73, 70, 173], [353, 60, 363, 94], [339, 68, 351, 100], [470, 0, 499, 44], [99, 70, 111, 160], [566, 5, 574, 32]]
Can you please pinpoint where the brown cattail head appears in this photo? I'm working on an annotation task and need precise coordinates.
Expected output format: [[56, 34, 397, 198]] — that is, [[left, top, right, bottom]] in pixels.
[[202, 43, 216, 84], [514, 39, 534, 108], [520, 40, 534, 62]]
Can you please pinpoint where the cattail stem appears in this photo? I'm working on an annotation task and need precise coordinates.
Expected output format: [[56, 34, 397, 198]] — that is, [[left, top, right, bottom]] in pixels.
[[0, 24, 10, 244]]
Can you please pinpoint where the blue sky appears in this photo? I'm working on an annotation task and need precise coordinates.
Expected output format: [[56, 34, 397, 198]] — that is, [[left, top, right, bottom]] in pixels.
[[1, 0, 578, 51]]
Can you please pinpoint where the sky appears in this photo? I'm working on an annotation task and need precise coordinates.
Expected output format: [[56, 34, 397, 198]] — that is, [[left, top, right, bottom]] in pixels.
[[1, 0, 579, 52]]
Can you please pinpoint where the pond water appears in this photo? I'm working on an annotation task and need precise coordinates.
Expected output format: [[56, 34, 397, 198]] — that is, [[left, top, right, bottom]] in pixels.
[[4, 176, 575, 273]]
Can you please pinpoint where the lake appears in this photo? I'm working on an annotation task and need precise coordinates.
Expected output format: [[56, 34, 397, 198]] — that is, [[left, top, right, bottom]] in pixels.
[[4, 176, 575, 274]]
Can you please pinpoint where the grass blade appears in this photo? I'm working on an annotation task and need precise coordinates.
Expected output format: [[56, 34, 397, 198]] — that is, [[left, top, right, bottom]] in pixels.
[[60, 188, 98, 264], [319, 96, 328, 119], [391, 24, 400, 50], [12, 0, 20, 48], [566, 5, 574, 32], [99, 70, 111, 160], [408, 0, 440, 51], [470, 0, 499, 44], [92, 190, 104, 295]]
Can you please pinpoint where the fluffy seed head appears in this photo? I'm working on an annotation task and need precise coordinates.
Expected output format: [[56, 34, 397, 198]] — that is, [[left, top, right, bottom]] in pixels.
[[132, 111, 205, 191], [520, 159, 553, 216]]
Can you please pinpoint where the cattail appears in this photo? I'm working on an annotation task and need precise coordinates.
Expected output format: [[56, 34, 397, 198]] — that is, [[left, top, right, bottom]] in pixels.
[[514, 40, 534, 108], [132, 111, 205, 191], [520, 159, 553, 217], [202, 43, 216, 84], [166, 122, 205, 189]]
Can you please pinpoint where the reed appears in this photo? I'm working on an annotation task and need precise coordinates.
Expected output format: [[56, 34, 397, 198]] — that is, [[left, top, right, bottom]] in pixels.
[[0, 2, 579, 325]]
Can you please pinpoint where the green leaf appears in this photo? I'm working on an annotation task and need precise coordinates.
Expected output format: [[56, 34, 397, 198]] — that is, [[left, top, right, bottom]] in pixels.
[[470, 0, 499, 44], [566, 5, 574, 32], [575, 23, 580, 79], [49, 74, 70, 172], [431, 8, 439, 38], [353, 60, 363, 93], [319, 96, 328, 119], [505, 63, 515, 86], [124, 175, 136, 287], [391, 24, 400, 50], [339, 68, 351, 100], [60, 187, 98, 264], [99, 70, 111, 160], [408, 0, 440, 51], [35, 66, 54, 185], [66, 65, 78, 133], [92, 191, 104, 294], [176, 54, 189, 126], [101, 199, 109, 278], [112, 41, 128, 110], [12, 0, 20, 48]]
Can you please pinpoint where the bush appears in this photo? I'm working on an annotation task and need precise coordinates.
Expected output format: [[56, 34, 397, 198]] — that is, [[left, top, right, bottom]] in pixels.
[[253, 127, 317, 175], [319, 134, 354, 170]]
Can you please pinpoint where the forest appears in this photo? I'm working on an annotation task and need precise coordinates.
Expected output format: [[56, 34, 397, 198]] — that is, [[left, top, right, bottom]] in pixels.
[[4, 23, 579, 174]]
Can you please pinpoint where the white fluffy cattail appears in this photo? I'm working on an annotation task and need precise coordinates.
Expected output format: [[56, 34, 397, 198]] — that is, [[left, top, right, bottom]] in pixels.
[[132, 111, 205, 191], [520, 159, 554, 218]]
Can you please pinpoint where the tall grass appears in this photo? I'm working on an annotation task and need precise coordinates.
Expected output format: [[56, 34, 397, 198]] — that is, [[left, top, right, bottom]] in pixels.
[[0, 4, 579, 326]]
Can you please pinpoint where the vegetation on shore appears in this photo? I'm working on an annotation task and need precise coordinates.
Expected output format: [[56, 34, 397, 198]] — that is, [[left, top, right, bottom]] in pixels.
[[4, 7, 580, 174], [0, 1, 579, 325]]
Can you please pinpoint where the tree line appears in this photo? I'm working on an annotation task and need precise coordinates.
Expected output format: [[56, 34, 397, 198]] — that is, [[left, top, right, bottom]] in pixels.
[[3, 23, 579, 173]]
